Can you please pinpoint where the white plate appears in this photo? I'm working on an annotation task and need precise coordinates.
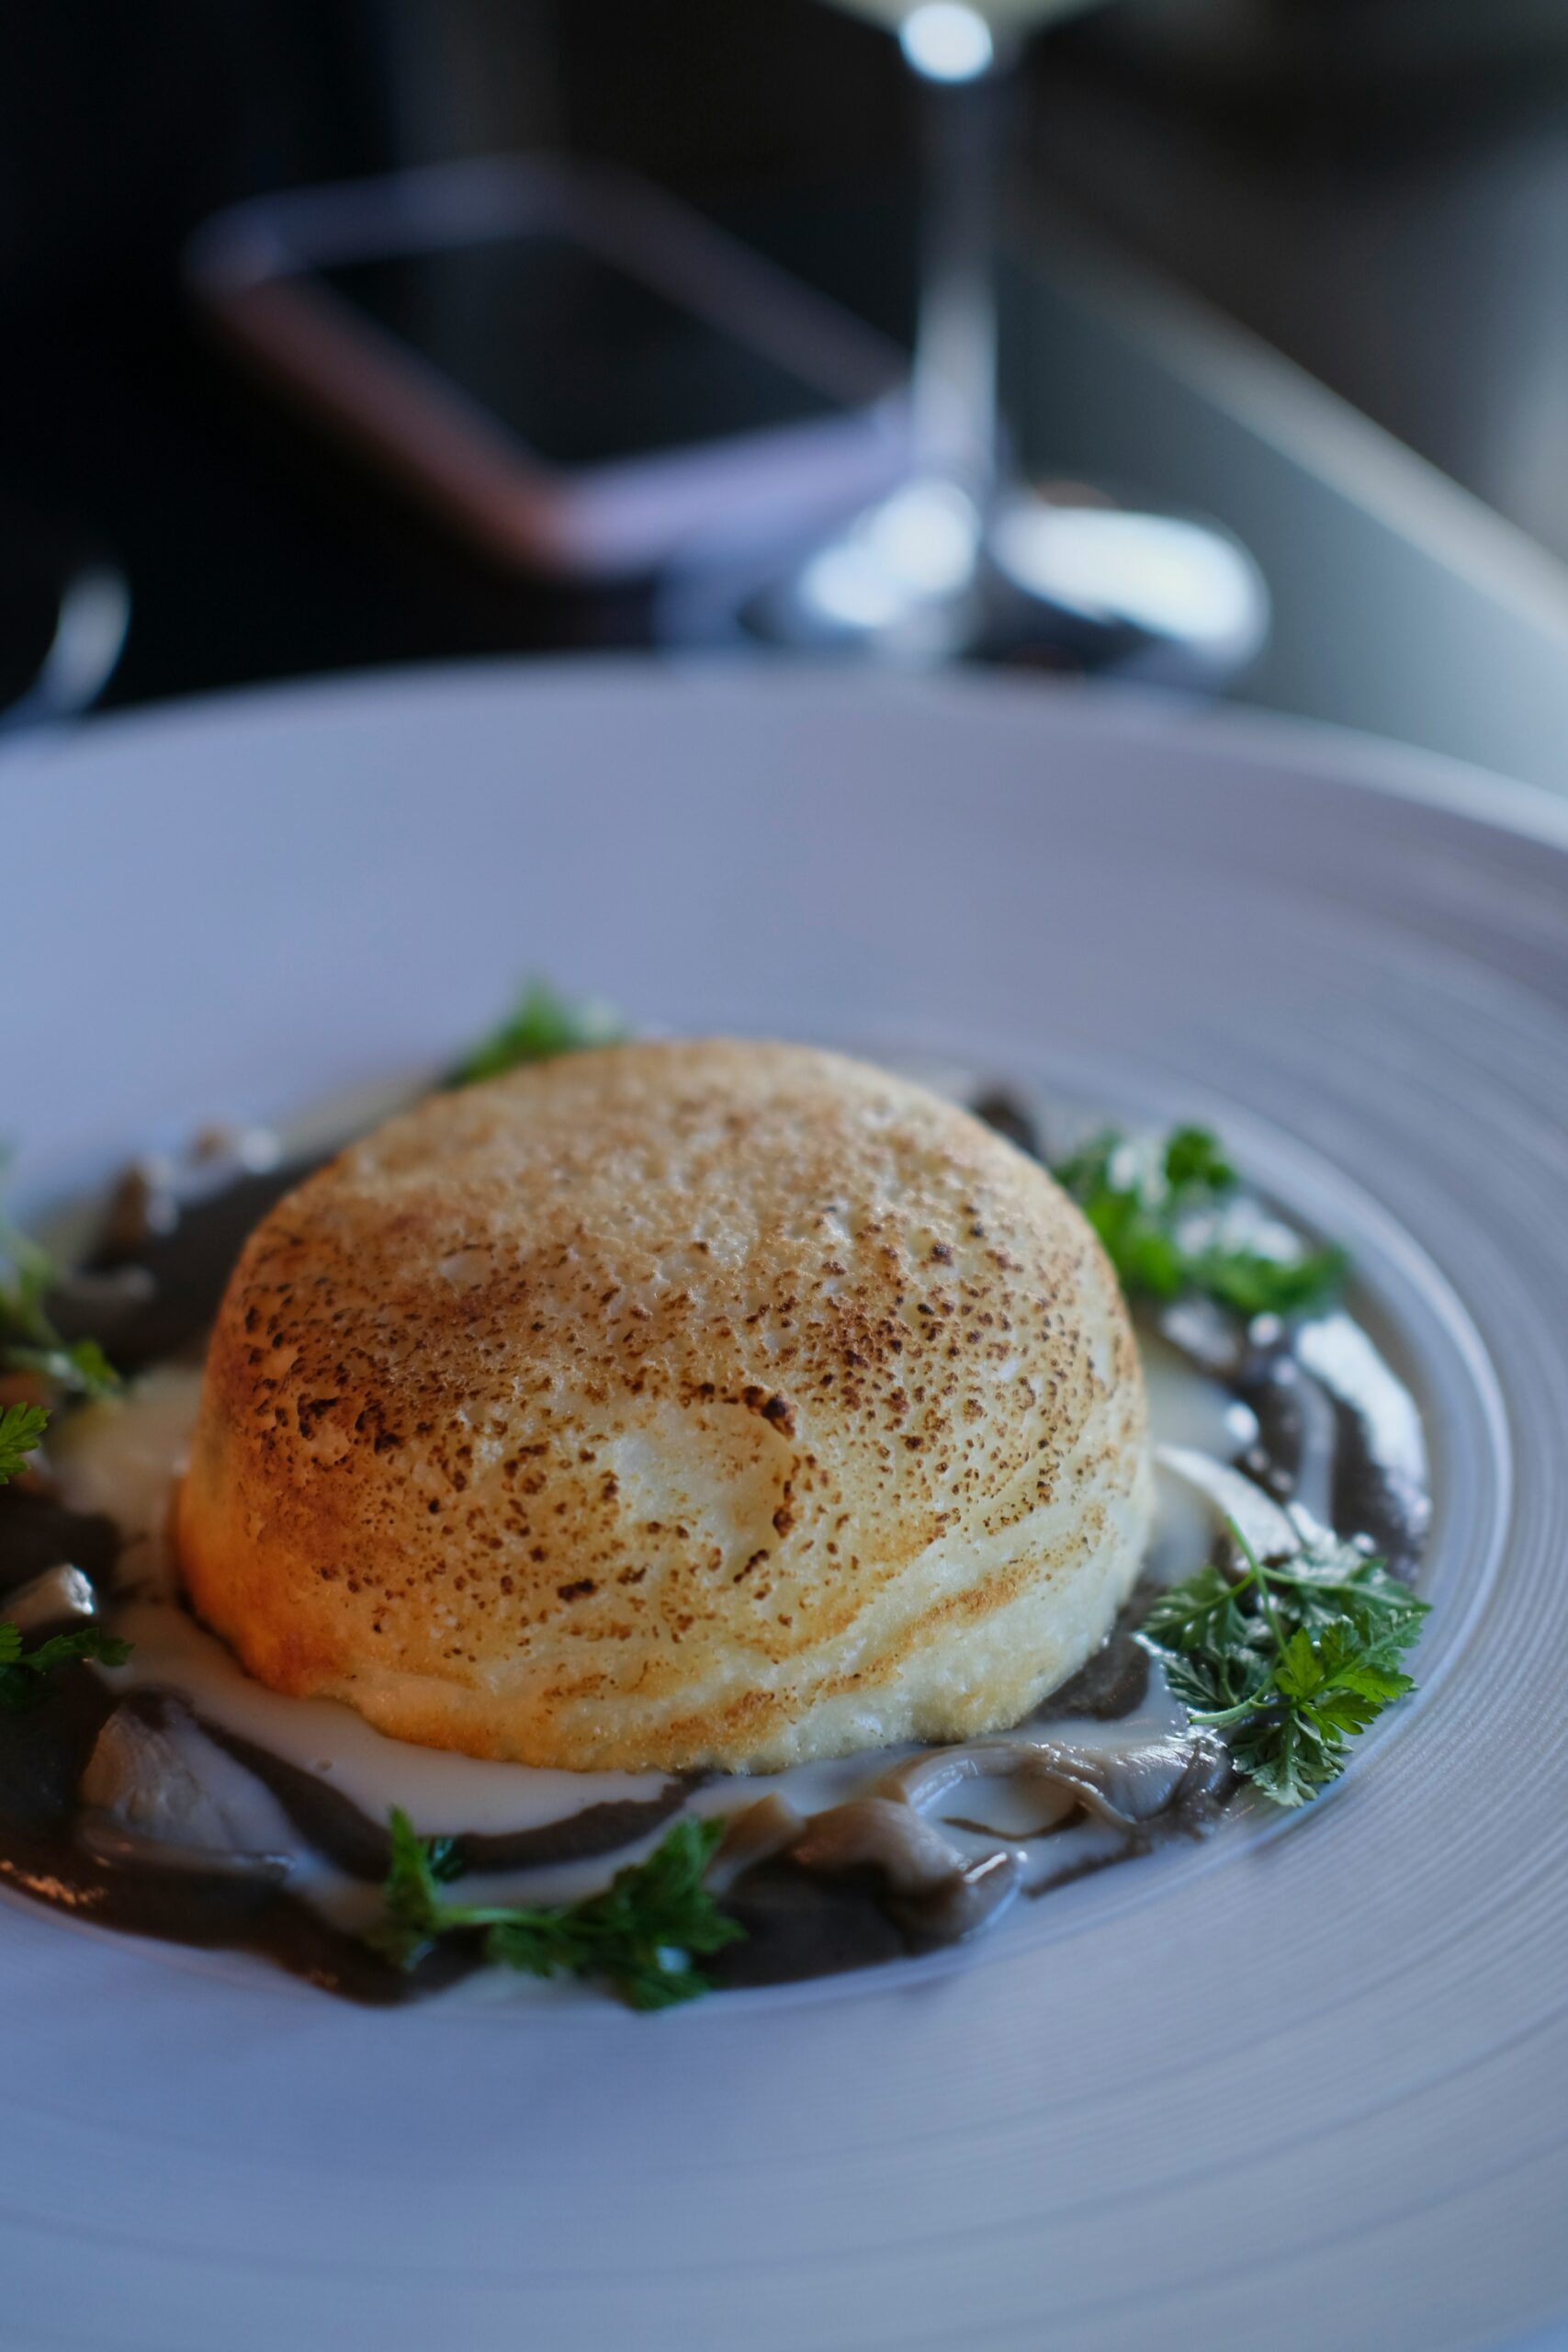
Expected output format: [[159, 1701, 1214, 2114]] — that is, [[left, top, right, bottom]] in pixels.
[[5, 661, 1567, 2352]]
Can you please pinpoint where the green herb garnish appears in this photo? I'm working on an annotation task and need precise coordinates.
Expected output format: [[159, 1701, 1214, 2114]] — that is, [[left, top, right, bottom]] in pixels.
[[0, 1620, 132, 1711], [1142, 1516, 1429, 1808], [1, 1335, 119, 1398], [368, 1810, 744, 2009], [1055, 1125, 1346, 1319], [0, 1177, 119, 1399], [453, 978, 628, 1087], [0, 1399, 133, 1699], [0, 1401, 50, 1487]]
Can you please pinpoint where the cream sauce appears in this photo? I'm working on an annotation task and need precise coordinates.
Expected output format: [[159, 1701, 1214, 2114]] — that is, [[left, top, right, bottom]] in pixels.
[[46, 1320, 1245, 1922]]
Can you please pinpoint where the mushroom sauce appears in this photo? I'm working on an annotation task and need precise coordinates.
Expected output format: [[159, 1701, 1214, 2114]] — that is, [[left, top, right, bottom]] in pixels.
[[0, 1092, 1430, 2005]]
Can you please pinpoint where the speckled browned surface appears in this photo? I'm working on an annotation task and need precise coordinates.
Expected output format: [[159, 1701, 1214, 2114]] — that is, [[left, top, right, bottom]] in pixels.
[[176, 1041, 1151, 1770]]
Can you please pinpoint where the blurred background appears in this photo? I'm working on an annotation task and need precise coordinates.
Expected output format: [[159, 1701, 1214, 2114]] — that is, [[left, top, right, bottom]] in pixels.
[[5, 0, 1568, 785]]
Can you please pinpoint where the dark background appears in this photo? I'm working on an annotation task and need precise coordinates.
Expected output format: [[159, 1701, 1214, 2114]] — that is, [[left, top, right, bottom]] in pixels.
[[4, 0, 1567, 712]]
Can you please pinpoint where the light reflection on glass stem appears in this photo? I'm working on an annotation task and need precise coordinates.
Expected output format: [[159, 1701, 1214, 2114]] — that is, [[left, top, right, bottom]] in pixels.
[[901, 4, 1013, 562]]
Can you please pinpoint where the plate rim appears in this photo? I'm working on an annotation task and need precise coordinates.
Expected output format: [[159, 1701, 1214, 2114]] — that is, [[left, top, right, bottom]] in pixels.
[[9, 650, 1568, 856]]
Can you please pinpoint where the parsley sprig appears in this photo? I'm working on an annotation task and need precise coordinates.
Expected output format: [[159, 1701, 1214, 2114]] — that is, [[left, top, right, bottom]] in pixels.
[[453, 978, 628, 1088], [1055, 1125, 1346, 1320], [368, 1810, 744, 2009], [0, 1400, 132, 1701], [0, 1401, 50, 1487], [0, 1179, 119, 1398], [1142, 1517, 1429, 1807], [0, 1619, 131, 1711]]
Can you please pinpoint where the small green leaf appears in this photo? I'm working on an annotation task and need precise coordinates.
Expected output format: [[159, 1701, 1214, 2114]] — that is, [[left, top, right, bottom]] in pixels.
[[1162, 1126, 1235, 1193], [1141, 1565, 1252, 1658], [0, 1196, 59, 1349], [0, 1401, 49, 1487], [1273, 1626, 1326, 1702], [453, 978, 627, 1087], [3, 1337, 120, 1400], [366, 1811, 742, 2008], [1054, 1121, 1345, 1320], [18, 1627, 132, 1678], [0, 1167, 119, 1399], [1230, 1711, 1337, 1807], [1190, 1246, 1349, 1320], [0, 1620, 132, 1713]]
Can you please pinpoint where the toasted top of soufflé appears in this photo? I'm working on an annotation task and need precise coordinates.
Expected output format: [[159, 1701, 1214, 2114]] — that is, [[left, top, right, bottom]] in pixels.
[[175, 1040, 1152, 1773]]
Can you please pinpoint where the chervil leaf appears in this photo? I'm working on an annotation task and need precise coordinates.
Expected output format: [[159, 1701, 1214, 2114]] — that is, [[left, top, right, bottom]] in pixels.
[[1229, 1710, 1339, 1808], [1188, 1245, 1350, 1320], [0, 1193, 58, 1349], [1269, 1549, 1429, 1655], [1280, 1622, 1415, 1735], [1140, 1564, 1253, 1658], [1159, 1650, 1238, 1715], [1302, 1685, 1391, 1741], [0, 1401, 49, 1487], [1054, 1122, 1345, 1321], [1162, 1126, 1235, 1192], [1272, 1625, 1325, 1702], [0, 1621, 132, 1713], [364, 1807, 466, 1966], [453, 978, 627, 1087], [1141, 1517, 1428, 1810], [1164, 1645, 1272, 1721], [3, 1337, 120, 1401], [1051, 1131, 1120, 1201], [0, 1170, 119, 1400], [367, 1812, 743, 2008], [10, 1625, 130, 1679]]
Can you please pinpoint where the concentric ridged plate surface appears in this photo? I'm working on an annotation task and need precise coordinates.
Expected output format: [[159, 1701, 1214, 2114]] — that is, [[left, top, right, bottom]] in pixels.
[[5, 662, 1565, 2352]]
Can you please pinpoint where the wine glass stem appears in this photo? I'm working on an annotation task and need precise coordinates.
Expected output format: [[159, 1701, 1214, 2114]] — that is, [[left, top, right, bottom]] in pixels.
[[907, 51, 1010, 510]]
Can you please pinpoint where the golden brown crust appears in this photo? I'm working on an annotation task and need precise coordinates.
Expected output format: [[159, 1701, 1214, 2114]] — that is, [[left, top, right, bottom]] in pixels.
[[175, 1041, 1151, 1770]]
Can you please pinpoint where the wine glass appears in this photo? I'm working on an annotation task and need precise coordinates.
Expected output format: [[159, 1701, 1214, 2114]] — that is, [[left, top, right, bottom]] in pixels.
[[747, 0, 1268, 676]]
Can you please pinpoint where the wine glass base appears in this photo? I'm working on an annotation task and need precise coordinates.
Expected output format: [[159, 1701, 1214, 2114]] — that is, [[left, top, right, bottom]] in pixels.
[[657, 481, 1270, 690]]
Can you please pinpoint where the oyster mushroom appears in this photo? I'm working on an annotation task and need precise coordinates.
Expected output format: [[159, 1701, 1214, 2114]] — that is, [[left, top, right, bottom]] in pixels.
[[713, 1794, 808, 1887], [874, 1729, 1233, 1838], [787, 1797, 1021, 1944], [1156, 1444, 1304, 1560], [78, 1701, 289, 1884], [3, 1564, 98, 1634]]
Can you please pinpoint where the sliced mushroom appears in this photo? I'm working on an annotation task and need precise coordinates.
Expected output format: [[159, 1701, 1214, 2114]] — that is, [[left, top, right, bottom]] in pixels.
[[786, 1797, 1020, 1945], [905, 1849, 1019, 1943], [79, 1701, 291, 1883], [3, 1564, 98, 1634], [790, 1797, 972, 1896], [1156, 1443, 1303, 1561], [874, 1730, 1233, 1838], [77, 1814, 289, 1885], [713, 1793, 807, 1888], [703, 1860, 908, 1988]]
